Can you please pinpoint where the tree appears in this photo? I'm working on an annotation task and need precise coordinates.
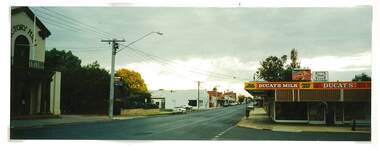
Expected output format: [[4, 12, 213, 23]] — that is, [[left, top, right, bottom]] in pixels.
[[352, 73, 371, 81], [45, 49, 110, 114], [45, 48, 81, 71], [257, 48, 302, 82], [257, 56, 285, 82], [289, 48, 300, 69], [116, 68, 148, 93], [115, 68, 150, 108]]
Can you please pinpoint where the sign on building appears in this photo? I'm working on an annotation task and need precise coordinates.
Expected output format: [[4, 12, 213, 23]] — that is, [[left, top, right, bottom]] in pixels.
[[244, 82, 371, 90], [292, 69, 311, 81], [313, 71, 329, 82]]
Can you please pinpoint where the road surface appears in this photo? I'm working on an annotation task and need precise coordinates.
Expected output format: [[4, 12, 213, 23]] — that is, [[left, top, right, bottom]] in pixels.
[[11, 105, 370, 140]]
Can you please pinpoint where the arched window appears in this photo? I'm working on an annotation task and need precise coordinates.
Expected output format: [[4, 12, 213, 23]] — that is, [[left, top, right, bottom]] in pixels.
[[13, 35, 30, 68]]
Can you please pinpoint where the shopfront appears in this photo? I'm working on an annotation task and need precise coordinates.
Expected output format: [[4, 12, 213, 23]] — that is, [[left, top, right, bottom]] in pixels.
[[245, 81, 371, 125]]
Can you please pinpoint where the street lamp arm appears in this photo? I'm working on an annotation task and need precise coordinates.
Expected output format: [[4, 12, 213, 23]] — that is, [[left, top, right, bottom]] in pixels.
[[116, 31, 163, 53]]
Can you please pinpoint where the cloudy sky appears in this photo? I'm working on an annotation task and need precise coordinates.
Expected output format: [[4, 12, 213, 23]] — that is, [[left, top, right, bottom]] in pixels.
[[29, 6, 372, 96]]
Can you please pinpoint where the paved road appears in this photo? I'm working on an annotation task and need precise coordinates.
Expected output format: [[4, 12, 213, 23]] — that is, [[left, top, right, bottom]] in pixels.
[[10, 105, 370, 140]]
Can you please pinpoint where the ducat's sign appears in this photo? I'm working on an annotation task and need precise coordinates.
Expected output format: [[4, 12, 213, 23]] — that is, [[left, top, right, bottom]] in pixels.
[[244, 82, 370, 90], [313, 82, 371, 89]]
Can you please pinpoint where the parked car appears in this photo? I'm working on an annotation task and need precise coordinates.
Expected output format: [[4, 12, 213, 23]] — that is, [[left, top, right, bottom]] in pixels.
[[181, 104, 193, 111], [173, 107, 186, 114], [230, 102, 238, 106]]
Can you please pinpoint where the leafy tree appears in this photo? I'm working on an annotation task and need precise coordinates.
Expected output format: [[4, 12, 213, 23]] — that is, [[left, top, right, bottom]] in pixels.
[[352, 73, 371, 81], [45, 48, 81, 71], [257, 48, 302, 82], [45, 49, 110, 114], [289, 48, 300, 69], [116, 68, 150, 108], [116, 68, 148, 93], [257, 56, 285, 82]]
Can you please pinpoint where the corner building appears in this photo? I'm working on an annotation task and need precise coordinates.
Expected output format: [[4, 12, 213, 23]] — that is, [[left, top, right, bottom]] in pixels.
[[244, 81, 370, 125], [11, 7, 61, 116]]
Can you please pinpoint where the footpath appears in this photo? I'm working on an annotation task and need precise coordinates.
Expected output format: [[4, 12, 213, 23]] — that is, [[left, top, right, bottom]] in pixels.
[[237, 107, 370, 133]]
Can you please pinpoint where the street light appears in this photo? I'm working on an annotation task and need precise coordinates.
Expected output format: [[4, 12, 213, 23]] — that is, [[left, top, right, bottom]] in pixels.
[[103, 31, 163, 119], [116, 31, 163, 53]]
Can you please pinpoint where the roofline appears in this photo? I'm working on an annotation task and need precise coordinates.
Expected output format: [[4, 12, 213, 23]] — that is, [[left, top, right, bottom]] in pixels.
[[11, 7, 51, 39]]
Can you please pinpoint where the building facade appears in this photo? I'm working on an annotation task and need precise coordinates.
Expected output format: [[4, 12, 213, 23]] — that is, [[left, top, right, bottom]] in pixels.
[[11, 7, 61, 116], [244, 81, 371, 125], [151, 89, 209, 110]]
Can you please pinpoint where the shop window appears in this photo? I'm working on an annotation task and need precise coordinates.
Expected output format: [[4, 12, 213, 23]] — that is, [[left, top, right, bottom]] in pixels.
[[308, 102, 325, 121], [344, 102, 370, 121], [275, 102, 307, 120], [335, 103, 344, 122]]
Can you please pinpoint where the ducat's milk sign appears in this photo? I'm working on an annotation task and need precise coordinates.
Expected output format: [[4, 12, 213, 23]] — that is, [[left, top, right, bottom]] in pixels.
[[244, 82, 370, 90], [247, 82, 299, 90]]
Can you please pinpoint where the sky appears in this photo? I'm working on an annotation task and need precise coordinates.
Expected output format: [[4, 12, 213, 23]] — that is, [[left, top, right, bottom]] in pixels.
[[29, 6, 372, 96]]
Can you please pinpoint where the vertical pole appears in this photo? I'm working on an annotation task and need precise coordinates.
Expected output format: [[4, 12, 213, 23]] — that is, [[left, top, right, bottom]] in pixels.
[[102, 39, 125, 119], [33, 14, 36, 60], [197, 81, 200, 111], [109, 40, 116, 119]]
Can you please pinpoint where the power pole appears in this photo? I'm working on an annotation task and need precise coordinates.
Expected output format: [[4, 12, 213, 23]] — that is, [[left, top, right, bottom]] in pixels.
[[101, 39, 125, 119], [196, 81, 203, 111]]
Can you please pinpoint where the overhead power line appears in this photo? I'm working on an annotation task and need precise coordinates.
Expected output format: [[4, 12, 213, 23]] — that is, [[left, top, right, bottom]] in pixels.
[[40, 7, 121, 39], [31, 8, 111, 39], [121, 44, 249, 82]]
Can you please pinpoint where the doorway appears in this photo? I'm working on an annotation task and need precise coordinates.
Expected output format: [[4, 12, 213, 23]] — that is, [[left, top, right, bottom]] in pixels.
[[11, 35, 31, 115]]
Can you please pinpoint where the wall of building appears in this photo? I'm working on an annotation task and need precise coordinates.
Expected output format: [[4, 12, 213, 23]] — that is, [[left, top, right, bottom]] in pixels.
[[50, 72, 61, 115], [151, 89, 208, 110], [11, 11, 46, 63]]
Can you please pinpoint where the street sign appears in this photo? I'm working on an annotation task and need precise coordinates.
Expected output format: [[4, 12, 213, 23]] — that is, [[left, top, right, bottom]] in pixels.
[[114, 77, 123, 86], [313, 71, 329, 82]]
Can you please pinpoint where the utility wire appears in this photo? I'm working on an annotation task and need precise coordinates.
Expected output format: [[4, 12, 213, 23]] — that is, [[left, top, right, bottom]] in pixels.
[[118, 43, 249, 81], [34, 7, 116, 39], [31, 8, 111, 39], [123, 45, 248, 82], [30, 7, 250, 82], [40, 7, 121, 39], [121, 44, 249, 82]]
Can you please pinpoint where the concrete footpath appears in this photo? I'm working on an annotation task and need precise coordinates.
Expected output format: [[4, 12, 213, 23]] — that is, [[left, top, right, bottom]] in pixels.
[[10, 115, 152, 129], [237, 107, 370, 133]]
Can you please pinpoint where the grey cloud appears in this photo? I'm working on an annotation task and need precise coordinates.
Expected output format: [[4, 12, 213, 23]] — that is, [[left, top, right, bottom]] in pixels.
[[34, 6, 371, 80]]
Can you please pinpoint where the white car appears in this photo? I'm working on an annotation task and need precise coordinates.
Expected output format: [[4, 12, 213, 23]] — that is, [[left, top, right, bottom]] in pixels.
[[173, 107, 186, 114], [230, 102, 238, 106], [181, 105, 193, 111]]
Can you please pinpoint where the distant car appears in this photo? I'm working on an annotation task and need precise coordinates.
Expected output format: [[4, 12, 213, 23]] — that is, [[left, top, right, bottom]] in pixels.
[[181, 105, 193, 111], [230, 102, 238, 106], [173, 107, 186, 114]]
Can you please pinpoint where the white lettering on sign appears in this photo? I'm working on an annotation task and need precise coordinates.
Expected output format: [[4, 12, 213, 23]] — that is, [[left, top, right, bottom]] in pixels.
[[258, 83, 298, 88], [323, 83, 354, 88]]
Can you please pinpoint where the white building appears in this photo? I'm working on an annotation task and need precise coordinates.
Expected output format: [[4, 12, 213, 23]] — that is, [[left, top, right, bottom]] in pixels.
[[151, 89, 209, 110], [11, 7, 61, 116]]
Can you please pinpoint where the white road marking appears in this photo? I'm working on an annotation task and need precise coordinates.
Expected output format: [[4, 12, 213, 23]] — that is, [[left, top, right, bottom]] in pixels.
[[212, 125, 236, 140]]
